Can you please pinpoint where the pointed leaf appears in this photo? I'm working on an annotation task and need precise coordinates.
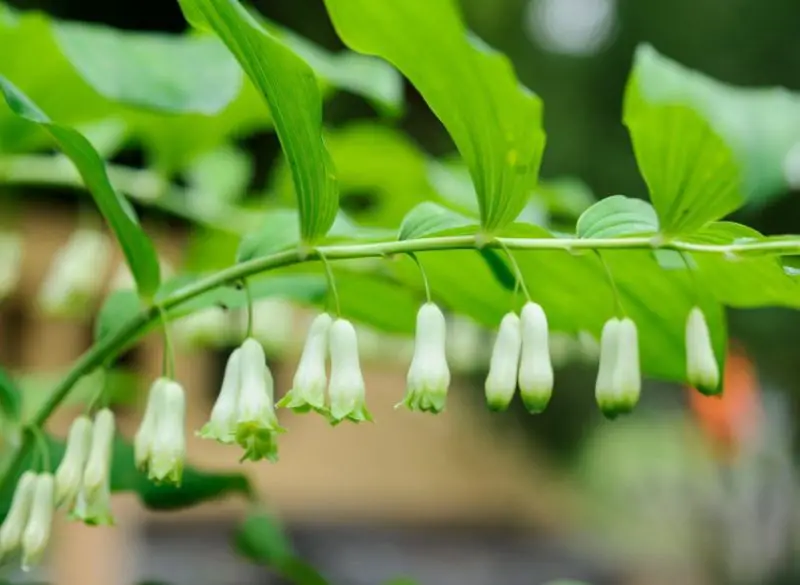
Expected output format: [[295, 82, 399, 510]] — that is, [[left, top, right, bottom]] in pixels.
[[179, 0, 338, 243], [398, 202, 476, 240], [577, 195, 659, 238], [322, 0, 545, 233], [0, 76, 161, 299]]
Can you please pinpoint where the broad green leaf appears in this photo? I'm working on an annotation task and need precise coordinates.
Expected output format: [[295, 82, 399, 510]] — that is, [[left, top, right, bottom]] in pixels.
[[0, 367, 20, 420], [180, 0, 338, 243], [0, 77, 161, 299], [576, 195, 659, 238], [237, 209, 302, 263], [322, 0, 546, 233], [625, 44, 800, 231], [236, 511, 330, 585], [398, 202, 475, 240], [53, 21, 242, 115], [337, 271, 419, 334]]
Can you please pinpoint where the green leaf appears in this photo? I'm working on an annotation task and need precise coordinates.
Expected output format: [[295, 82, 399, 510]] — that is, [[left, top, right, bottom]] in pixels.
[[53, 21, 242, 115], [236, 511, 330, 585], [180, 0, 338, 243], [398, 202, 476, 240], [0, 367, 20, 420], [337, 271, 419, 334], [576, 195, 659, 238], [322, 0, 545, 233], [237, 209, 302, 263], [0, 77, 161, 299]]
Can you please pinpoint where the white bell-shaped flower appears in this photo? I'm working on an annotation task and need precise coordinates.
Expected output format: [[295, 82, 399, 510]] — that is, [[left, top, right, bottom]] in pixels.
[[198, 350, 242, 443], [82, 408, 115, 500], [595, 318, 621, 418], [135, 378, 167, 472], [235, 338, 283, 462], [328, 319, 371, 423], [685, 306, 720, 395], [485, 312, 522, 411], [70, 480, 114, 527], [0, 471, 37, 560], [278, 313, 332, 414], [38, 229, 111, 316], [147, 380, 186, 486], [21, 473, 54, 572], [402, 303, 450, 413], [55, 415, 93, 508], [611, 317, 641, 414], [518, 302, 554, 413]]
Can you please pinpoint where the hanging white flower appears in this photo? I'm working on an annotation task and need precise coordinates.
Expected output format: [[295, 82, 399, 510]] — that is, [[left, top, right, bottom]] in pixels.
[[402, 303, 450, 413], [54, 415, 93, 508], [235, 338, 283, 462], [278, 313, 332, 414], [147, 380, 186, 486], [485, 312, 522, 412], [135, 378, 167, 472], [685, 306, 720, 394], [328, 319, 372, 423], [0, 471, 37, 560], [611, 317, 641, 414], [38, 228, 112, 316], [198, 349, 242, 443], [595, 317, 621, 418], [21, 473, 54, 572], [518, 301, 554, 413], [69, 480, 114, 527], [82, 408, 115, 500]]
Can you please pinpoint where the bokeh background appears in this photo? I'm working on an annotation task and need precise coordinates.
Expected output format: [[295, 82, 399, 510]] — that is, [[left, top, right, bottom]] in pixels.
[[2, 0, 800, 584]]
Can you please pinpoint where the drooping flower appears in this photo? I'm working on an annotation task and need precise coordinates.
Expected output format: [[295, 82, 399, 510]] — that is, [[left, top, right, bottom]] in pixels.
[[278, 313, 332, 414], [611, 317, 641, 414], [70, 480, 114, 527], [21, 473, 54, 572], [328, 319, 372, 423], [485, 312, 522, 412], [595, 318, 621, 418], [198, 350, 242, 443], [54, 415, 93, 508], [0, 471, 37, 560], [518, 302, 554, 414], [401, 303, 450, 413], [82, 408, 115, 500], [235, 338, 284, 462], [147, 380, 186, 486], [685, 306, 720, 395], [135, 378, 167, 472], [38, 229, 112, 316]]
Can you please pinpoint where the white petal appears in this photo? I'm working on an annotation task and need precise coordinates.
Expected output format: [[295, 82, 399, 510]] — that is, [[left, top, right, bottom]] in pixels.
[[21, 474, 54, 572], [0, 471, 37, 557], [82, 409, 115, 499], [686, 307, 720, 393], [485, 312, 522, 411], [518, 302, 554, 413], [55, 416, 93, 507]]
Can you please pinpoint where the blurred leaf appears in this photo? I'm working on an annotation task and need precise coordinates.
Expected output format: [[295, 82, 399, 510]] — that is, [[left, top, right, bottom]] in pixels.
[[237, 209, 302, 262], [323, 0, 545, 233], [0, 367, 20, 421], [180, 0, 338, 243], [382, 580, 420, 585], [398, 202, 475, 240], [236, 510, 330, 585], [0, 77, 161, 299], [53, 21, 242, 115], [576, 195, 659, 238], [533, 178, 596, 221], [185, 144, 252, 210], [337, 270, 419, 334]]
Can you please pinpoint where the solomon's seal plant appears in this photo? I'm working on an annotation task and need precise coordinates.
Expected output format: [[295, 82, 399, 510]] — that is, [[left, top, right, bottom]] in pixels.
[[0, 0, 799, 571]]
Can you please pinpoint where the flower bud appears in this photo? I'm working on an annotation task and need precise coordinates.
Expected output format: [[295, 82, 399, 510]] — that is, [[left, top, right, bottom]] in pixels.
[[0, 471, 37, 559], [278, 313, 332, 414], [198, 350, 241, 443], [328, 319, 372, 423], [611, 318, 641, 414], [485, 312, 522, 412], [685, 307, 720, 395], [21, 473, 54, 572], [82, 408, 115, 500], [595, 318, 621, 418], [135, 378, 167, 472], [147, 380, 186, 486], [518, 302, 554, 413], [70, 481, 114, 527], [55, 415, 93, 508], [235, 338, 283, 462], [402, 303, 450, 413]]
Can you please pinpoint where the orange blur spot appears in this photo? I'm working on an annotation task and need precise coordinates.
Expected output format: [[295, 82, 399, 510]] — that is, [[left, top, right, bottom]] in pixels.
[[687, 344, 762, 459]]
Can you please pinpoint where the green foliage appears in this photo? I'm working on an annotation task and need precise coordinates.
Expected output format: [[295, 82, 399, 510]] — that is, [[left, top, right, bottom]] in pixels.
[[576, 195, 659, 238], [0, 366, 20, 420]]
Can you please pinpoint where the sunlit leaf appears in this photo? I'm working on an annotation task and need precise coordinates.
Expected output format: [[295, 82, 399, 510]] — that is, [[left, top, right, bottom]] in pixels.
[[398, 202, 475, 240], [577, 195, 659, 238]]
